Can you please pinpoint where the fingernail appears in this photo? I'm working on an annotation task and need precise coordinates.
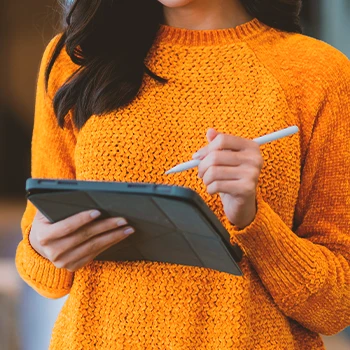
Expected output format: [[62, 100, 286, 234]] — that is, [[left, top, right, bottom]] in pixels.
[[116, 218, 127, 226], [124, 227, 135, 235], [90, 210, 101, 219], [192, 152, 203, 160]]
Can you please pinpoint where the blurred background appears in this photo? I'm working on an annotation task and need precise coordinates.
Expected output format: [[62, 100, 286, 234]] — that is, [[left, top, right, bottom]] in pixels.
[[0, 0, 349, 349]]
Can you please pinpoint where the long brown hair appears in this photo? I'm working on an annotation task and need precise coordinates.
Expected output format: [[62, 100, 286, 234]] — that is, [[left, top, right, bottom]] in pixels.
[[47, 0, 303, 129]]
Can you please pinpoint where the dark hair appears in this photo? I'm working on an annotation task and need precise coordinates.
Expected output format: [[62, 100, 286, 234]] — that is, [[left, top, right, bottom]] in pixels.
[[47, 0, 302, 129]]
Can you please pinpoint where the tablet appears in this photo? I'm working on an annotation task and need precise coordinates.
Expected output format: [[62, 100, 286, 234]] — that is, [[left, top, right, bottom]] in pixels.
[[26, 178, 243, 276]]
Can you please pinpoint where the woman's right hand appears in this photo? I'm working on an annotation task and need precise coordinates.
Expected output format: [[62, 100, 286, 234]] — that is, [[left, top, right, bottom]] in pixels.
[[29, 210, 134, 272]]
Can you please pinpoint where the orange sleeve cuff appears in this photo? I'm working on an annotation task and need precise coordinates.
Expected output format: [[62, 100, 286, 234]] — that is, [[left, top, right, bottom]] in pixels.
[[233, 193, 328, 310], [15, 224, 73, 299]]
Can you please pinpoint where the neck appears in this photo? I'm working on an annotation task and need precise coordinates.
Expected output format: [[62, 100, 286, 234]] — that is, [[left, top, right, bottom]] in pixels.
[[162, 0, 253, 30]]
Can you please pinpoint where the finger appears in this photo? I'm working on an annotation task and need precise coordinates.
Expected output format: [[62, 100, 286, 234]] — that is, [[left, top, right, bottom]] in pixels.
[[65, 228, 134, 272], [51, 217, 129, 255], [201, 166, 240, 185], [197, 151, 243, 178], [207, 134, 257, 154], [206, 179, 257, 198], [206, 128, 219, 143], [49, 210, 102, 239], [54, 226, 135, 271], [202, 165, 261, 188], [193, 144, 210, 160], [193, 134, 256, 160], [193, 128, 220, 160]]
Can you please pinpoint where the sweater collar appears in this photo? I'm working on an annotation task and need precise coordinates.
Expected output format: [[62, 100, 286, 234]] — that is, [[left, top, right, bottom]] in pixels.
[[155, 18, 269, 46]]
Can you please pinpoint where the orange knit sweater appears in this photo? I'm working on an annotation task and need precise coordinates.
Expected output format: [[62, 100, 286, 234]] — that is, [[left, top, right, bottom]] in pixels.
[[16, 19, 350, 349]]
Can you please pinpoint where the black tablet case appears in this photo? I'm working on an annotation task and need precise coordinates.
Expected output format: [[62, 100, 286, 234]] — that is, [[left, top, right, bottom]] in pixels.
[[26, 179, 243, 276]]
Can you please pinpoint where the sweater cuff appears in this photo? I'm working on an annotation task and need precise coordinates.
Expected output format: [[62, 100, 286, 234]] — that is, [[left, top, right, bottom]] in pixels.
[[15, 225, 73, 299], [233, 193, 328, 306]]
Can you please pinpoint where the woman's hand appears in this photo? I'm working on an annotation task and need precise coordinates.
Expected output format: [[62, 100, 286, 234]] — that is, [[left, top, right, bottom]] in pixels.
[[195, 129, 264, 229], [29, 210, 134, 272]]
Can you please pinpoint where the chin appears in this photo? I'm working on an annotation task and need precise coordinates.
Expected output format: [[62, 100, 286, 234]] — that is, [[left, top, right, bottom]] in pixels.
[[157, 0, 195, 8]]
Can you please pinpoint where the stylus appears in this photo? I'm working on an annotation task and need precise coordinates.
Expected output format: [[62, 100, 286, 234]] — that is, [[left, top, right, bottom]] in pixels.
[[165, 126, 299, 175]]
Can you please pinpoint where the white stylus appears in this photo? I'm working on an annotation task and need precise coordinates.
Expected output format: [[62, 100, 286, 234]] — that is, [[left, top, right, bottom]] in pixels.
[[165, 125, 299, 175]]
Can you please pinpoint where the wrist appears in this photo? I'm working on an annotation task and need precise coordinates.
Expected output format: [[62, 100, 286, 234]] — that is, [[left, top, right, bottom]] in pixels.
[[231, 196, 257, 230]]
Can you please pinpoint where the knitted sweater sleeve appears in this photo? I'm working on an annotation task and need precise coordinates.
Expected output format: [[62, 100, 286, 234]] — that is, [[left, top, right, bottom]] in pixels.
[[15, 36, 76, 299], [234, 52, 350, 335]]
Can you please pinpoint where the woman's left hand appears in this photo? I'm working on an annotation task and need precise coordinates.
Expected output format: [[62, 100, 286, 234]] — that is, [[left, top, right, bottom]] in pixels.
[[194, 129, 264, 229]]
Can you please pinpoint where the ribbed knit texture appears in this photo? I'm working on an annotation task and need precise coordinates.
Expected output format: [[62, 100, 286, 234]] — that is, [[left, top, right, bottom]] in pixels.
[[16, 19, 350, 349]]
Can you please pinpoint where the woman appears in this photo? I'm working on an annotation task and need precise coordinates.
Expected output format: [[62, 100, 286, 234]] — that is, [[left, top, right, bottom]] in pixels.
[[16, 0, 350, 349]]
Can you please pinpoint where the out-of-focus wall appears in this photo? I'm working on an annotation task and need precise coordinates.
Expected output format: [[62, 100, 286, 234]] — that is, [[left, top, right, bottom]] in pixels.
[[320, 0, 350, 57], [0, 0, 60, 197], [2, 0, 60, 128]]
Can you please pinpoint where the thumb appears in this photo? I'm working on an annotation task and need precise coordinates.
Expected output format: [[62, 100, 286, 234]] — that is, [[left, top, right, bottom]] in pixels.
[[35, 209, 51, 224], [206, 128, 219, 143]]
